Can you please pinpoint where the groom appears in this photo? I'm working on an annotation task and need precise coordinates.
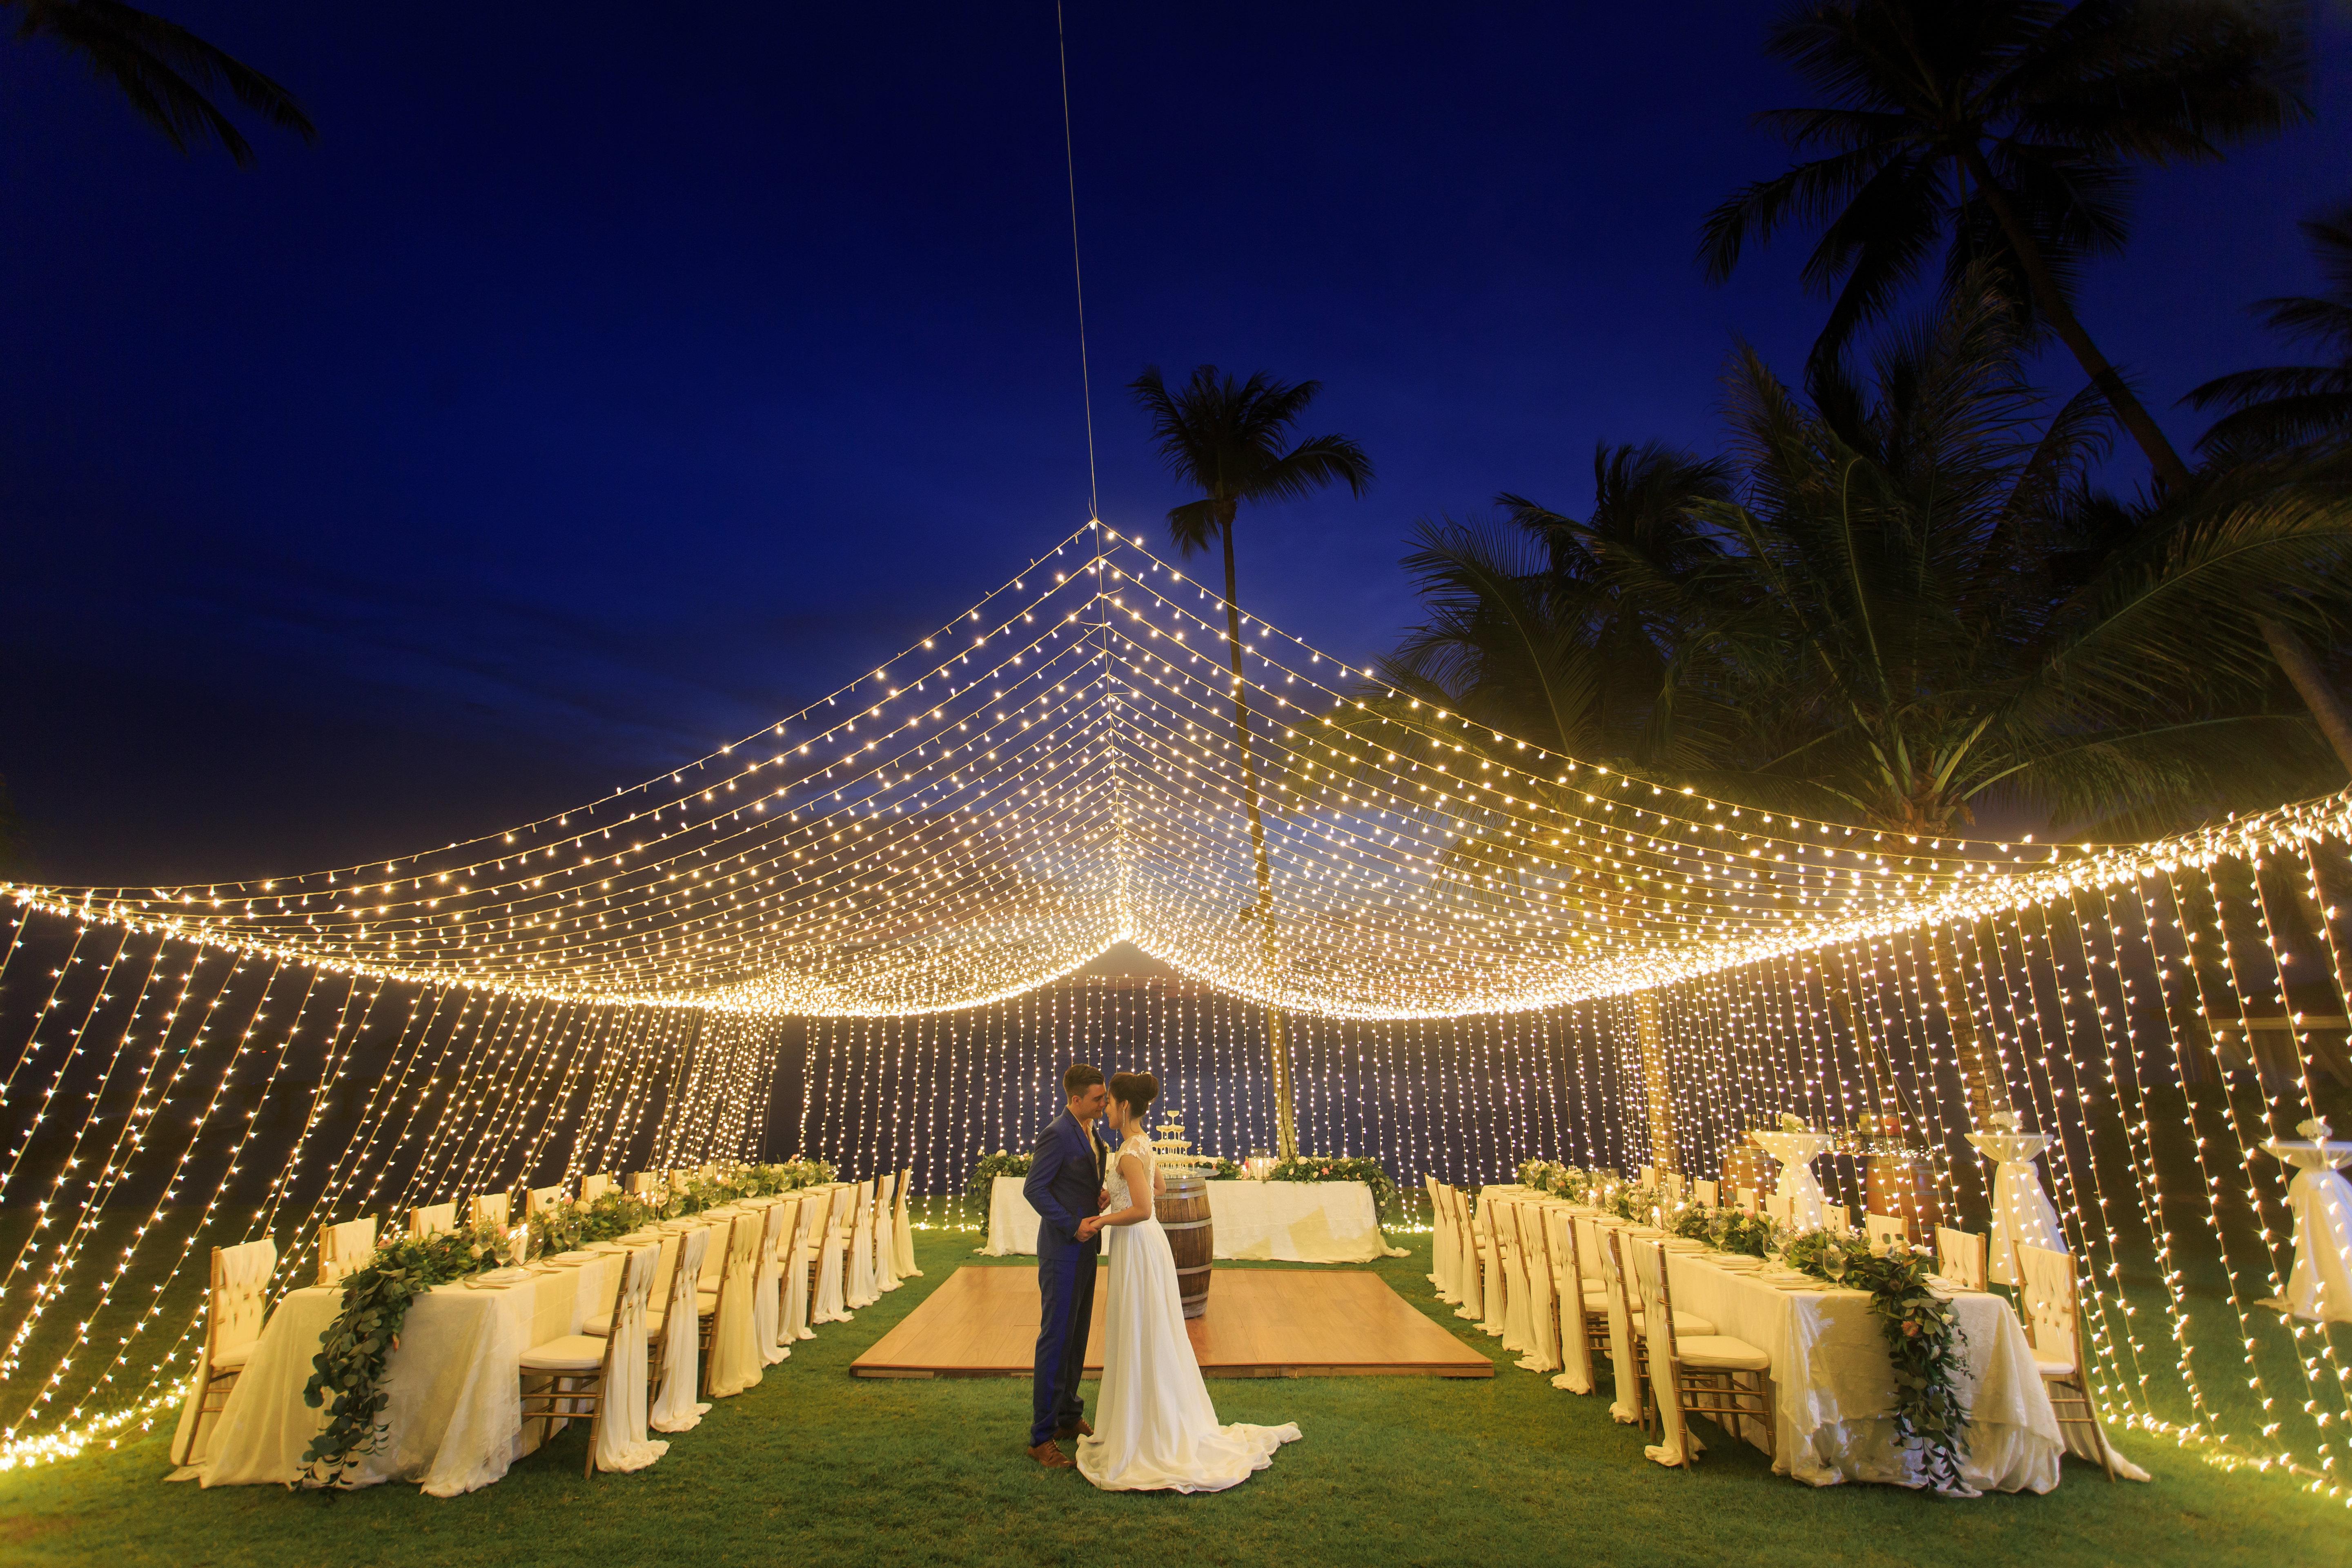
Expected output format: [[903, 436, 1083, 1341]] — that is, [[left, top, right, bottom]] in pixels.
[[1023, 1062, 1111, 1469]]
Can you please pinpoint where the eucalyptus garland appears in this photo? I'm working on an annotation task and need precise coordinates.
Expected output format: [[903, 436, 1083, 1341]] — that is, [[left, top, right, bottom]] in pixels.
[[1668, 1202, 1777, 1258], [1515, 1158, 1600, 1203], [1267, 1154, 1397, 1214], [298, 1223, 512, 1485], [658, 1158, 839, 1220], [1607, 1182, 1668, 1223], [527, 1189, 655, 1257], [1784, 1229, 1971, 1492]]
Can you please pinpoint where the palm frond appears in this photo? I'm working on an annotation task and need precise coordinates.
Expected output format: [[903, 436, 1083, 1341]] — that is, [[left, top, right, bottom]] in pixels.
[[14, 0, 316, 166]]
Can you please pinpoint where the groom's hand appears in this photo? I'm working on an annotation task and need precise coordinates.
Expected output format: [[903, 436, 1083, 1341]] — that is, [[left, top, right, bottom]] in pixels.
[[1098, 1189, 1109, 1211], [1076, 1216, 1103, 1241]]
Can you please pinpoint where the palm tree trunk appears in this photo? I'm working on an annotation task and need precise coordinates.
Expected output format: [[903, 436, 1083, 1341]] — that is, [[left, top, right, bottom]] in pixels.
[[1958, 145, 2352, 764], [1220, 518, 1297, 1159], [1957, 145, 2194, 492], [2261, 617, 2352, 775]]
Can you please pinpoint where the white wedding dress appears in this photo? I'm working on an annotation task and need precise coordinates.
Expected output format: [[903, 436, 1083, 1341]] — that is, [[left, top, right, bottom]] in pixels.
[[1077, 1134, 1300, 1492]]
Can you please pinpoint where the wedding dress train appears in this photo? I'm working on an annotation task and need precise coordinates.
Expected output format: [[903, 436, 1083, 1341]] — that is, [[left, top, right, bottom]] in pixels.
[[1076, 1134, 1300, 1492]]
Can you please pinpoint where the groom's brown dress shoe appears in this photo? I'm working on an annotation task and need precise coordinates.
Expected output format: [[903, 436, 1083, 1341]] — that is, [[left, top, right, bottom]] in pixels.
[[1054, 1419, 1094, 1441], [1027, 1441, 1075, 1470]]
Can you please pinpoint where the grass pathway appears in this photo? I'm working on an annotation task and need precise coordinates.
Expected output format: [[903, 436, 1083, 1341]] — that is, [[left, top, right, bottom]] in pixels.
[[1, 1233, 2340, 1568]]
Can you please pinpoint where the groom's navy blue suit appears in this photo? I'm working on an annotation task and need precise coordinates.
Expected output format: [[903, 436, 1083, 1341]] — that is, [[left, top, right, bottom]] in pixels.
[[1025, 1108, 1105, 1448]]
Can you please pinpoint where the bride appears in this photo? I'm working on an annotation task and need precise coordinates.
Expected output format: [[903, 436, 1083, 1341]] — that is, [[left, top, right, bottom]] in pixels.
[[1076, 1069, 1300, 1492]]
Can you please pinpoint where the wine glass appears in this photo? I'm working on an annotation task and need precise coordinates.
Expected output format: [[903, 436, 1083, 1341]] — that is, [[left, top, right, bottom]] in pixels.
[[1823, 1245, 1849, 1287]]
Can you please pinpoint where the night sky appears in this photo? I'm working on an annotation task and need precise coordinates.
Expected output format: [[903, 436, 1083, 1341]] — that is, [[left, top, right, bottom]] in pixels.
[[2, 2, 2345, 888]]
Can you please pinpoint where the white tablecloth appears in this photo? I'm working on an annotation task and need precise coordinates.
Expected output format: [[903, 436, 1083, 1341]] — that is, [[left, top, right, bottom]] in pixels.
[[982, 1175, 1042, 1256], [193, 1257, 617, 1496], [1585, 1217, 2076, 1493], [982, 1177, 1398, 1263]]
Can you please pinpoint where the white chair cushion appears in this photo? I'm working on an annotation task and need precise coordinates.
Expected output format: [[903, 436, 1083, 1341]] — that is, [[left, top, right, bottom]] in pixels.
[[1634, 1309, 1718, 1339], [519, 1334, 608, 1373], [1579, 1291, 1611, 1314], [585, 1307, 664, 1337], [211, 1339, 256, 1370], [2035, 1354, 2078, 1380], [1674, 1334, 1770, 1372]]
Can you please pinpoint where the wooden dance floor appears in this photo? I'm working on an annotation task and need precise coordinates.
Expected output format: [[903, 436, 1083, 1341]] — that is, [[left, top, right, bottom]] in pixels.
[[851, 1264, 1493, 1379]]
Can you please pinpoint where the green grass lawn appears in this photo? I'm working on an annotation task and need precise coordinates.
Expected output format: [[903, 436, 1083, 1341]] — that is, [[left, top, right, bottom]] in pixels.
[[1, 1232, 2342, 1568]]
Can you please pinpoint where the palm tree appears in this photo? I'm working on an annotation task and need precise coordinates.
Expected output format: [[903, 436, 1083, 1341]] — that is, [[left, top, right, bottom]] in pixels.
[[9, 0, 315, 166], [1697, 0, 2351, 766], [2184, 196, 2352, 462], [1129, 365, 1370, 1158], [1698, 0, 2306, 494], [1374, 279, 2352, 838]]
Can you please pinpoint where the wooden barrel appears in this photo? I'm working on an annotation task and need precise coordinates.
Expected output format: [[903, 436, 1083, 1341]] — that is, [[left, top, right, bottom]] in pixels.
[[1865, 1156, 1942, 1241], [1157, 1174, 1213, 1319]]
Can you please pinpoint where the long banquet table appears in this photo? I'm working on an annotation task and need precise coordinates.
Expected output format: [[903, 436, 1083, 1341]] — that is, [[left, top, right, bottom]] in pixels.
[[984, 1176, 1401, 1263], [1474, 1188, 2145, 1493], [187, 1252, 622, 1496]]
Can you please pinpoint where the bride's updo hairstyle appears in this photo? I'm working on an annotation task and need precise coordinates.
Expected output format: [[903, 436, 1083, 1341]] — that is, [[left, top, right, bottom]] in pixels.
[[1107, 1070, 1158, 1121]]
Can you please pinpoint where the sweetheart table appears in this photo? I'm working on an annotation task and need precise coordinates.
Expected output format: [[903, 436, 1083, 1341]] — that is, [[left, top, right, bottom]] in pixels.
[[185, 1254, 620, 1495], [982, 1176, 1400, 1263]]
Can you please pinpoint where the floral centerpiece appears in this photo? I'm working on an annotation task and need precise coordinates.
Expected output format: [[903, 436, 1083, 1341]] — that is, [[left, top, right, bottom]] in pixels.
[[528, 1188, 656, 1256], [1782, 1228, 1971, 1491], [1607, 1182, 1670, 1224], [1669, 1203, 1778, 1257], [1515, 1158, 1601, 1203], [1268, 1154, 1398, 1215], [299, 1222, 513, 1485], [1203, 1156, 1243, 1180]]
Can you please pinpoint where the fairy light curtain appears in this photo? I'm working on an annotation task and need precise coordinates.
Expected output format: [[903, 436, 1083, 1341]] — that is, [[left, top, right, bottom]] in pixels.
[[793, 978, 1637, 1216], [5, 522, 2131, 1020], [2, 518, 2349, 1499]]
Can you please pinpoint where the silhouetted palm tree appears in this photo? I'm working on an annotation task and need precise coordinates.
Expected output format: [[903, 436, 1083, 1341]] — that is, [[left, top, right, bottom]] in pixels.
[[1370, 280, 2352, 837], [1129, 366, 1372, 911], [1699, 0, 2305, 493], [2185, 196, 2352, 462], [9, 0, 314, 166]]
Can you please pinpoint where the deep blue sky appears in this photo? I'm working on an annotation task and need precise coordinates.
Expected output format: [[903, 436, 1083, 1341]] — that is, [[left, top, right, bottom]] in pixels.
[[2, 2, 2345, 886]]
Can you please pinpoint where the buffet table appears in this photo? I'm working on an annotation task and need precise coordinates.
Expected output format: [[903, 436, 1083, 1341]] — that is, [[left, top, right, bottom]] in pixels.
[[187, 1254, 620, 1496], [982, 1176, 1399, 1263]]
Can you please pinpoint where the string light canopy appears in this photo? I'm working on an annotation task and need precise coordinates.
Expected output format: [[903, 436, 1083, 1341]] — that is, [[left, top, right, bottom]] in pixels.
[[11, 522, 2336, 1022]]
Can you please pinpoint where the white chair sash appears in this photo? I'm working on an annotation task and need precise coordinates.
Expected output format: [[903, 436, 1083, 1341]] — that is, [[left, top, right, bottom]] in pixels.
[[705, 1212, 765, 1399], [580, 1172, 613, 1203], [874, 1172, 902, 1293], [470, 1192, 510, 1230], [813, 1184, 855, 1323], [1544, 1205, 1596, 1395], [784, 1193, 820, 1342], [1512, 1202, 1559, 1374], [592, 1243, 669, 1473], [891, 1166, 922, 1279], [846, 1178, 879, 1309], [1425, 1178, 1453, 1298], [650, 1227, 711, 1433], [410, 1201, 457, 1239], [756, 1196, 798, 1364]]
